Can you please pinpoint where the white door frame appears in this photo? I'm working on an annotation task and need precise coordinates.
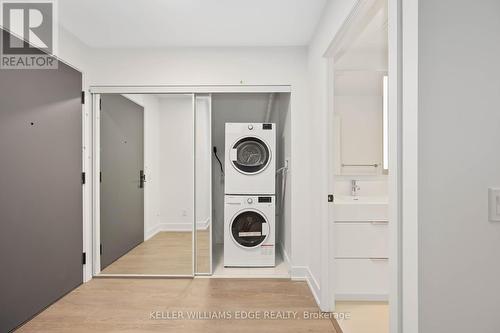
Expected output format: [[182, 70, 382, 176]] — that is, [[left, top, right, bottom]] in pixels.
[[400, 0, 419, 332], [323, 1, 414, 333], [89, 85, 291, 94], [91, 93, 102, 275]]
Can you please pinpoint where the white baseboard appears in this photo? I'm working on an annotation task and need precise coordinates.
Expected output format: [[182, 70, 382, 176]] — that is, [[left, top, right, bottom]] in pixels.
[[291, 265, 321, 308], [145, 219, 210, 240], [144, 224, 162, 241], [196, 218, 210, 231]]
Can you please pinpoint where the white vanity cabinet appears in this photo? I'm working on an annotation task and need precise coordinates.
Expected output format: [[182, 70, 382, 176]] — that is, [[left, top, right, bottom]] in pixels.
[[335, 257, 389, 300], [334, 198, 389, 301], [334, 222, 388, 258]]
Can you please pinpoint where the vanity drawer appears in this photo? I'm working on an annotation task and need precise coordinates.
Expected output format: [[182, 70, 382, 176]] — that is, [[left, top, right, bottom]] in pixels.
[[335, 258, 389, 299], [334, 222, 388, 258], [334, 204, 388, 222]]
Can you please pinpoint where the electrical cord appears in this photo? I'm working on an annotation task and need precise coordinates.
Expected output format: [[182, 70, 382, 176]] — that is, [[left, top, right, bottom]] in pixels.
[[213, 146, 224, 175]]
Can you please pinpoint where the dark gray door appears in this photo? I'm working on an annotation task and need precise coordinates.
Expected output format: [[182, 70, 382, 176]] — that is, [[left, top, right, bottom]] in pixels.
[[100, 94, 144, 270], [0, 38, 83, 332]]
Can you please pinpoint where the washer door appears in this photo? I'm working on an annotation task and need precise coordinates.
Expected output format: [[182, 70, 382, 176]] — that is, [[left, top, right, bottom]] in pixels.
[[230, 137, 270, 174], [230, 210, 269, 248]]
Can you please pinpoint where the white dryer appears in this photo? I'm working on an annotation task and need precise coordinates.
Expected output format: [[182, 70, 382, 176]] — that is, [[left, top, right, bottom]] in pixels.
[[224, 123, 276, 195], [224, 195, 275, 267]]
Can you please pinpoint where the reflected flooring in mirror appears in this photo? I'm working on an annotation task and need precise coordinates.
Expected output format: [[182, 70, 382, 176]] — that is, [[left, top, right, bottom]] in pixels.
[[100, 232, 193, 275], [196, 228, 211, 273]]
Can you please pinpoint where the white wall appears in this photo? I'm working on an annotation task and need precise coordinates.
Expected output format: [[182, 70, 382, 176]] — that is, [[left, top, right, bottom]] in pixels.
[[419, 1, 500, 332], [58, 27, 92, 73], [157, 95, 195, 231], [306, 0, 358, 305]]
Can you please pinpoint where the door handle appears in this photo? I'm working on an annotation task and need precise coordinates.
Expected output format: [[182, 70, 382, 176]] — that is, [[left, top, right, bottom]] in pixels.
[[140, 170, 146, 188]]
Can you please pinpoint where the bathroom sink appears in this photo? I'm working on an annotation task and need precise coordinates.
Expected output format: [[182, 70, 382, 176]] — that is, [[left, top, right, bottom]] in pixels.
[[334, 195, 388, 221]]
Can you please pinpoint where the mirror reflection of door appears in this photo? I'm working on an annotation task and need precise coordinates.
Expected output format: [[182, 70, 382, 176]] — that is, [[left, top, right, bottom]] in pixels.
[[98, 93, 195, 276], [100, 94, 144, 274]]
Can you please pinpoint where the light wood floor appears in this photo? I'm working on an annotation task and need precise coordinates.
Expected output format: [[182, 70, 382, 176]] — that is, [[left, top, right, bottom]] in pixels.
[[335, 301, 388, 333], [18, 278, 340, 333], [100, 231, 210, 275]]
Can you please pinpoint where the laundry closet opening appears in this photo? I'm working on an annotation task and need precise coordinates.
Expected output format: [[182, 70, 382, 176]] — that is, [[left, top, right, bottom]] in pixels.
[[91, 90, 292, 279], [211, 93, 291, 278]]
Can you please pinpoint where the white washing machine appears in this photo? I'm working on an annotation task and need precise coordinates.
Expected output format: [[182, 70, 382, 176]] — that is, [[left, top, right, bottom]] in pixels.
[[224, 123, 276, 195], [224, 195, 275, 267]]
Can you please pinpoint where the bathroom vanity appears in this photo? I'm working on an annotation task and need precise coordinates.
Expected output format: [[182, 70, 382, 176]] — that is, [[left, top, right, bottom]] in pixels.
[[334, 195, 389, 301]]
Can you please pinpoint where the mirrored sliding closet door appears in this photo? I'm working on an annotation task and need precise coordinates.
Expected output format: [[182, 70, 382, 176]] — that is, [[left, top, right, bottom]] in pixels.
[[96, 93, 195, 276], [195, 95, 213, 275]]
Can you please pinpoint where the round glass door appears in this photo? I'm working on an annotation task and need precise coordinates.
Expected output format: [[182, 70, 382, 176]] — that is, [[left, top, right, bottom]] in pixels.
[[231, 137, 270, 174], [230, 210, 269, 248]]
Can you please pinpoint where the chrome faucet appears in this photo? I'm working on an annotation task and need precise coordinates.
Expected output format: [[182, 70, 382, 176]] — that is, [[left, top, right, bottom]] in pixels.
[[351, 180, 360, 196]]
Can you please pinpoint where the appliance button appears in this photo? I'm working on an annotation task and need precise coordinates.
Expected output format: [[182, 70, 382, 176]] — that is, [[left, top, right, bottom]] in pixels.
[[247, 198, 253, 204], [248, 124, 254, 130]]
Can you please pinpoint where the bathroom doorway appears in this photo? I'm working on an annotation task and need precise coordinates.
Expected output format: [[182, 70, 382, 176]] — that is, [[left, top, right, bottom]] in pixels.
[[325, 0, 400, 332]]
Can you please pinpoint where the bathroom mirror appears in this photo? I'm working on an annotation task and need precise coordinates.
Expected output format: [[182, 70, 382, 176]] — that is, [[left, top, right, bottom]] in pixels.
[[333, 70, 387, 176], [97, 93, 195, 276], [333, 1, 389, 176]]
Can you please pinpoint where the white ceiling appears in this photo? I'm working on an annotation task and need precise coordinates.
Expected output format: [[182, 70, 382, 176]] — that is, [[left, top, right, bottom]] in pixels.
[[59, 0, 327, 48]]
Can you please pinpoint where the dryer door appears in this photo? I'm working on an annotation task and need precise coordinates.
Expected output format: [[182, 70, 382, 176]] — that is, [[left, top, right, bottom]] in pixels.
[[230, 210, 270, 248], [230, 137, 270, 174]]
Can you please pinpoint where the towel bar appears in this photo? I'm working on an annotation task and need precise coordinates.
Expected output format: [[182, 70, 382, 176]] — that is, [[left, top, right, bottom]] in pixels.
[[342, 163, 379, 168]]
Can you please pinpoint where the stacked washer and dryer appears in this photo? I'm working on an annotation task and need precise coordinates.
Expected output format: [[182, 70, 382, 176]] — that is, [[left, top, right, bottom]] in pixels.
[[224, 123, 276, 267]]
